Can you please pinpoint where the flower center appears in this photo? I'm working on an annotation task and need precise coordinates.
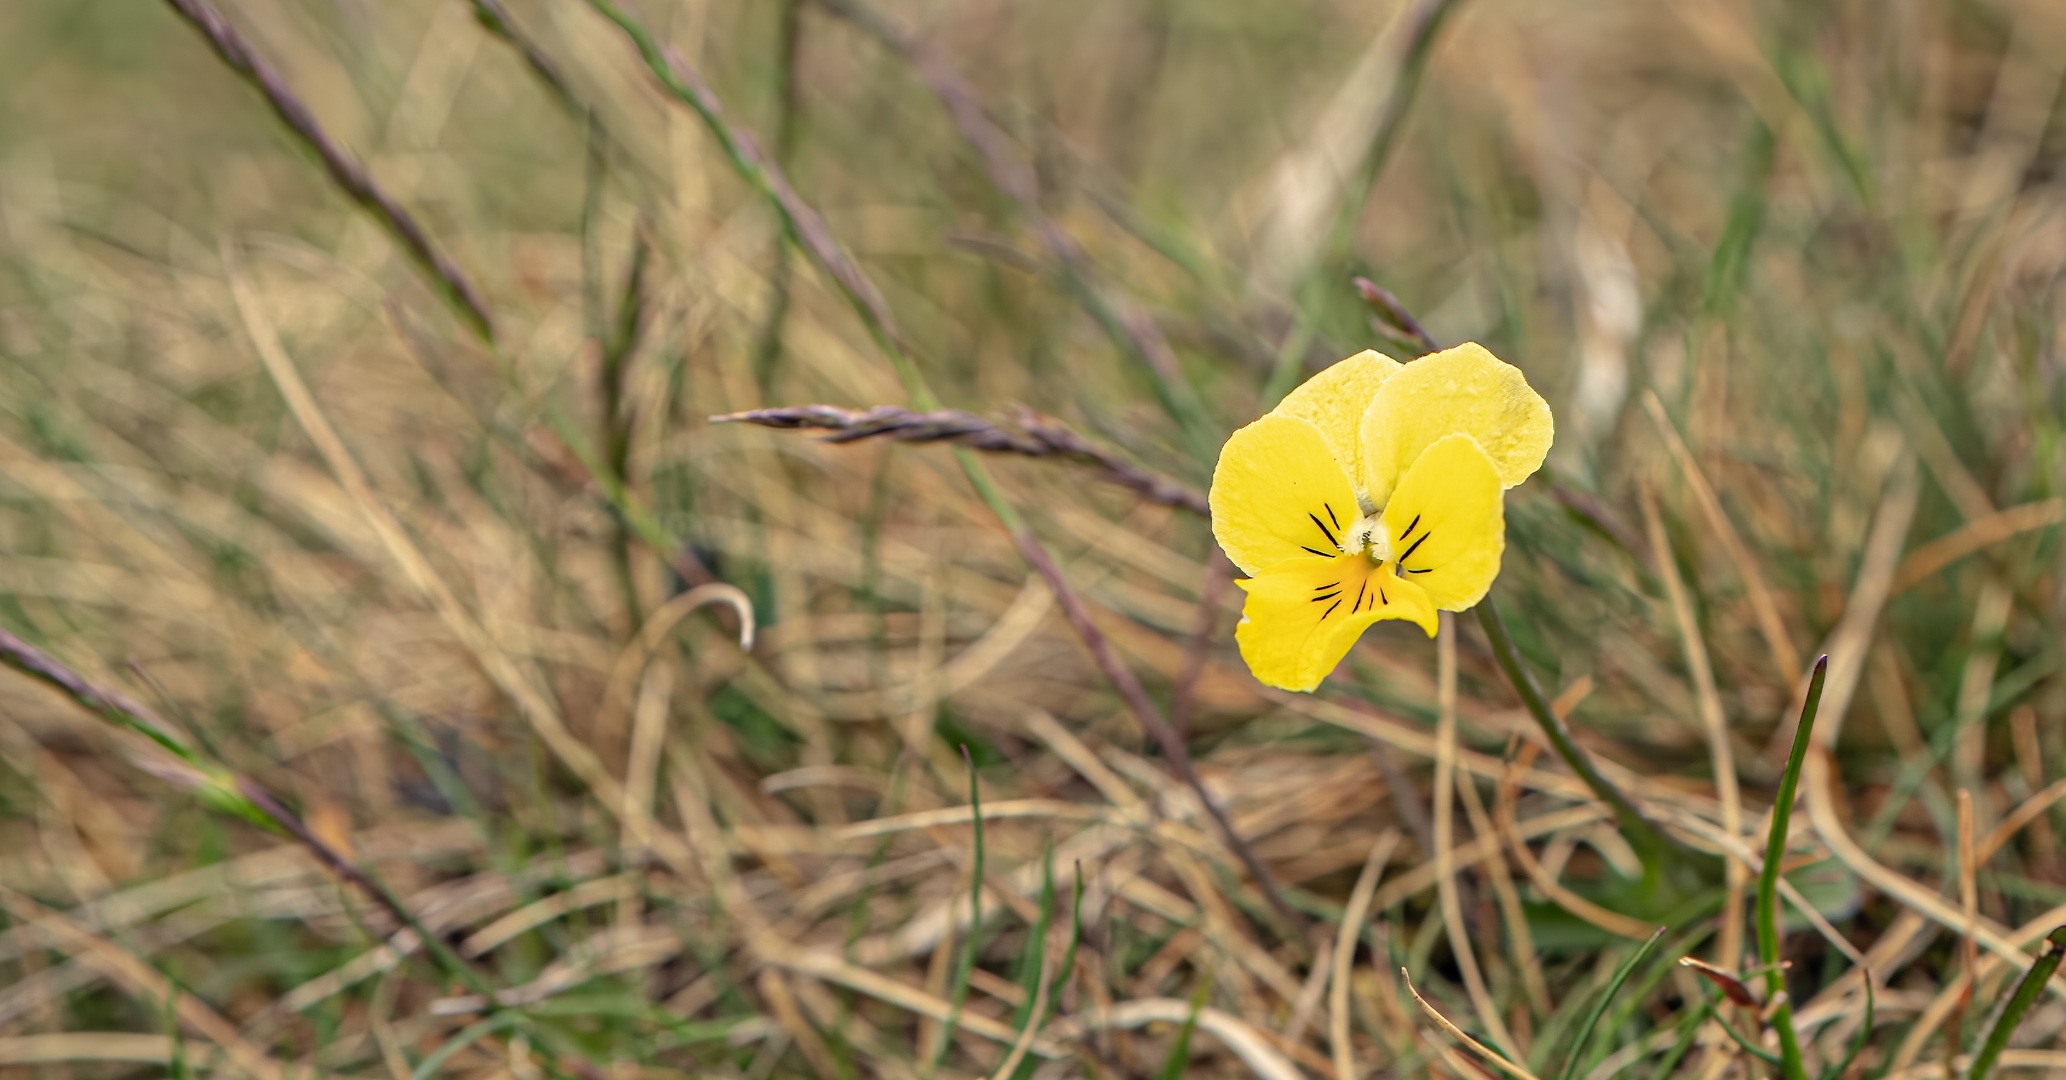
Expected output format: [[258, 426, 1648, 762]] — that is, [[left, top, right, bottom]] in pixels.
[[1347, 511, 1393, 563]]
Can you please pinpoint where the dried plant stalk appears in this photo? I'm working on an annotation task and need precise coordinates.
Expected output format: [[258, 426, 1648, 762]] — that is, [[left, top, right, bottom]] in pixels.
[[716, 404, 1208, 514]]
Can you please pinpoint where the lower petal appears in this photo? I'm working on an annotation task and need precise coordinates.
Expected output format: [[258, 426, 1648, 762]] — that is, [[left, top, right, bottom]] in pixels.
[[1234, 555, 1436, 692]]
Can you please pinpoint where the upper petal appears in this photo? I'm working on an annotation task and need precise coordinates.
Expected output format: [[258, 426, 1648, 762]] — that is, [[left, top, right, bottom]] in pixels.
[[1209, 413, 1363, 577], [1234, 554, 1436, 692], [1272, 349, 1402, 491], [1358, 342, 1553, 506], [1383, 433, 1506, 611]]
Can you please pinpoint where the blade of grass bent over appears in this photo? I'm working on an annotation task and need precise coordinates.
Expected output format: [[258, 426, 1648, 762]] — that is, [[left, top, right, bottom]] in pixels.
[[1559, 926, 1668, 1080], [1968, 926, 2066, 1080], [1760, 655, 1830, 1080]]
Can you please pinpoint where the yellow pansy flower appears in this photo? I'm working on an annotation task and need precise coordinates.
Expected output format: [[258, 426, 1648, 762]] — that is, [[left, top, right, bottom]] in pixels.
[[1210, 343, 1553, 691]]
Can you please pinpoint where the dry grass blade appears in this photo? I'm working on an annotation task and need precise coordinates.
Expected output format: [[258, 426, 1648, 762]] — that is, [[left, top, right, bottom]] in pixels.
[[1011, 533, 1309, 936], [1891, 499, 2065, 593], [986, 915, 1066, 1080], [1048, 999, 1307, 1080], [1455, 764, 1549, 1016], [1780, 453, 1920, 757], [584, 0, 915, 371], [1401, 967, 1546, 1080], [1889, 905, 2066, 1074], [1642, 480, 1745, 969], [592, 0, 1299, 937], [1332, 831, 1401, 1080], [1436, 613, 1524, 1061], [1495, 745, 1658, 940], [1642, 390, 1802, 686], [1805, 751, 2065, 996], [1980, 778, 2066, 864], [0, 1034, 179, 1066]]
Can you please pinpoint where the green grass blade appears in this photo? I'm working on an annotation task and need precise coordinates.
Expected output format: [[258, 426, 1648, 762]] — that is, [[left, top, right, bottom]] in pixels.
[[1969, 927, 2066, 1080], [165, 980, 190, 1080], [1154, 972, 1214, 1080], [1643, 997, 1713, 1080], [1697, 981, 1781, 1064], [1011, 847, 1057, 1029], [1559, 926, 1667, 1080], [932, 744, 986, 1074], [410, 1013, 521, 1080], [1056, 863, 1085, 1006], [1584, 927, 1716, 1077], [1759, 654, 1828, 1080], [1815, 975, 1872, 1080], [1001, 849, 1060, 1080]]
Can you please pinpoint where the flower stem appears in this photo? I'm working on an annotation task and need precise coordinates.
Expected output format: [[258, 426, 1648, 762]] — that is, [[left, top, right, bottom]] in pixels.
[[1475, 598, 1679, 863]]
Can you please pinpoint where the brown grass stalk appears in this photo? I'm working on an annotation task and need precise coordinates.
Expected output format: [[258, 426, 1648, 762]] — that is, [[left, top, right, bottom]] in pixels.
[[1642, 480, 1746, 969], [1435, 613, 1525, 1061], [1642, 390, 1802, 688], [1332, 831, 1401, 1080]]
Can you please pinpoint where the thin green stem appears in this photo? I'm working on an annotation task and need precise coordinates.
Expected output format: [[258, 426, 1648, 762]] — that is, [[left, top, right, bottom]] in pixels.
[[1475, 598, 1678, 861]]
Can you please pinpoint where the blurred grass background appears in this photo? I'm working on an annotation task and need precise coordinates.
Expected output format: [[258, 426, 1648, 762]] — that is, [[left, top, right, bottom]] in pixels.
[[1, 0, 2064, 1077]]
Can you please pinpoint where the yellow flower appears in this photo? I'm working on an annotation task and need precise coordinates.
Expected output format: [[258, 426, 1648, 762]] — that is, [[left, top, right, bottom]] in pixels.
[[1210, 343, 1553, 691]]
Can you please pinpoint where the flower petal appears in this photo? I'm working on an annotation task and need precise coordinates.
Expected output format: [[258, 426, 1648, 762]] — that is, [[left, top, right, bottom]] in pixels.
[[1272, 349, 1401, 490], [1235, 554, 1436, 691], [1358, 342, 1553, 506], [1383, 433, 1506, 611], [1209, 413, 1363, 577]]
